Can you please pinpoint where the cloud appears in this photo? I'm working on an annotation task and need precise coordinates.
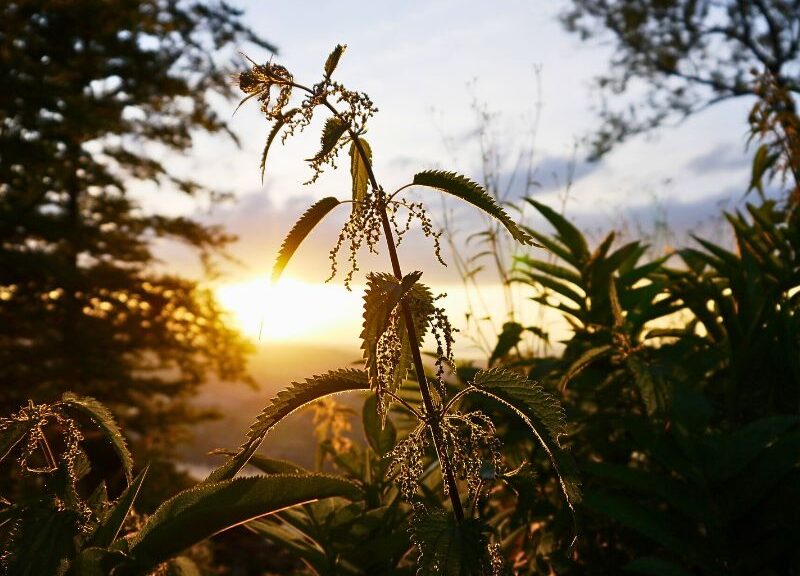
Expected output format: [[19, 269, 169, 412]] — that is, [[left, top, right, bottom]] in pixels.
[[528, 154, 602, 194], [687, 142, 750, 175], [523, 184, 763, 254]]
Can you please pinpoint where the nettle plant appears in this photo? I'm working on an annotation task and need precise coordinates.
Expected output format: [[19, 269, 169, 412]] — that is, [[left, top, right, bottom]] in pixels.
[[220, 45, 582, 572], [0, 395, 359, 575]]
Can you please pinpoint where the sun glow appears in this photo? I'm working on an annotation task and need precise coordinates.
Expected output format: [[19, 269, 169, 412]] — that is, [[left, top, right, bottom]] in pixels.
[[215, 277, 362, 343]]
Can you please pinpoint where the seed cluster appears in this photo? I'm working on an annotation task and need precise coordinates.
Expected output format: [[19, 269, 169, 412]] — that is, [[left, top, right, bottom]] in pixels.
[[238, 57, 377, 185], [430, 301, 456, 398], [374, 306, 402, 420], [389, 199, 445, 266], [328, 190, 386, 289], [440, 411, 503, 498], [387, 423, 429, 500], [238, 59, 293, 119], [0, 399, 95, 558], [0, 402, 83, 481]]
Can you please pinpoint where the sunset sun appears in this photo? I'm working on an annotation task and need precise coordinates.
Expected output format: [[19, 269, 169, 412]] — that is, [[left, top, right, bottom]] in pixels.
[[215, 276, 361, 343]]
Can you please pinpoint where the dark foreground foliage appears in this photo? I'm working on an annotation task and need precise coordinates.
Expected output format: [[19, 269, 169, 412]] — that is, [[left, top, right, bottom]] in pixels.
[[0, 0, 269, 450], [484, 198, 800, 574]]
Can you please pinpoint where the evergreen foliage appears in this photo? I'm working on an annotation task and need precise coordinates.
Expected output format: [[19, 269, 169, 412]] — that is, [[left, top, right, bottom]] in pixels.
[[0, 0, 272, 447]]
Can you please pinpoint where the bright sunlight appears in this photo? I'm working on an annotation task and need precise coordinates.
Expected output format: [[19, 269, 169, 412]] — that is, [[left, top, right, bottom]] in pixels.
[[215, 277, 362, 343]]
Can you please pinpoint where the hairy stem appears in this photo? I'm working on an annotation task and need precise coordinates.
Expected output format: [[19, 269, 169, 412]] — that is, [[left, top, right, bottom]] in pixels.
[[312, 93, 466, 522], [384, 391, 424, 420]]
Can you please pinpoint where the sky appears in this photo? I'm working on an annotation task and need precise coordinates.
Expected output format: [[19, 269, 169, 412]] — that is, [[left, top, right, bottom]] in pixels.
[[138, 1, 760, 351]]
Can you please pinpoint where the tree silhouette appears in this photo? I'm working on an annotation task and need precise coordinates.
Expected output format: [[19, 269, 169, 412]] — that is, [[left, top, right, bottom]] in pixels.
[[562, 0, 800, 158], [0, 0, 272, 450]]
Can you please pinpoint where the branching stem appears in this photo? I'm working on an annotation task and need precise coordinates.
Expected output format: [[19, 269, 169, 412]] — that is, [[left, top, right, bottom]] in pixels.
[[297, 86, 466, 522], [383, 391, 424, 420], [441, 387, 474, 416], [388, 183, 415, 202]]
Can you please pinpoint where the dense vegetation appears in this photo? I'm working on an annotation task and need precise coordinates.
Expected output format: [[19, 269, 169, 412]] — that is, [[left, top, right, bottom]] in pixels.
[[2, 3, 800, 575], [0, 0, 267, 452]]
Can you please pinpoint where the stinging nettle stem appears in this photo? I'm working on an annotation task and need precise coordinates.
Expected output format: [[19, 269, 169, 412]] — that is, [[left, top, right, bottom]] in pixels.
[[313, 92, 466, 522], [357, 127, 466, 524]]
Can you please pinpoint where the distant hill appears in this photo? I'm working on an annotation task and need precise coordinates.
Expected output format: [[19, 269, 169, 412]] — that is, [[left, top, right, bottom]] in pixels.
[[181, 343, 361, 475]]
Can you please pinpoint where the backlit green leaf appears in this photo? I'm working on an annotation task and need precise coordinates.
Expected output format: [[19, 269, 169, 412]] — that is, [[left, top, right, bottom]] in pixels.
[[206, 369, 369, 482], [413, 170, 534, 245], [127, 474, 363, 571], [61, 393, 132, 482], [260, 108, 299, 182], [472, 368, 581, 507], [88, 466, 148, 548], [350, 138, 372, 214], [308, 117, 348, 163], [361, 272, 434, 401], [363, 394, 397, 455], [272, 197, 341, 281], [324, 44, 346, 78], [412, 508, 490, 576]]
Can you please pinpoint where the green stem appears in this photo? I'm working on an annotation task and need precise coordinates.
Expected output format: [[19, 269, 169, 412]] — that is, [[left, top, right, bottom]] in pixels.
[[314, 93, 466, 522]]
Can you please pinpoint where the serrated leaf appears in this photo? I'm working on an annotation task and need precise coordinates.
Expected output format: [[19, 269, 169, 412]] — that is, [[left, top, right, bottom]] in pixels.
[[206, 369, 369, 482], [350, 138, 372, 214], [127, 474, 363, 570], [211, 449, 310, 475], [474, 368, 567, 441], [412, 508, 490, 576], [61, 393, 132, 482], [307, 117, 348, 163], [361, 272, 433, 397], [272, 197, 341, 281], [393, 282, 435, 391], [471, 368, 581, 507], [88, 466, 148, 548], [324, 44, 346, 78], [260, 107, 299, 182], [413, 170, 534, 245]]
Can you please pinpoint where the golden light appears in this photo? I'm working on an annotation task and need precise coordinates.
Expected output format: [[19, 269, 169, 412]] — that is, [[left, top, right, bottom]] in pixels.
[[215, 277, 362, 344]]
